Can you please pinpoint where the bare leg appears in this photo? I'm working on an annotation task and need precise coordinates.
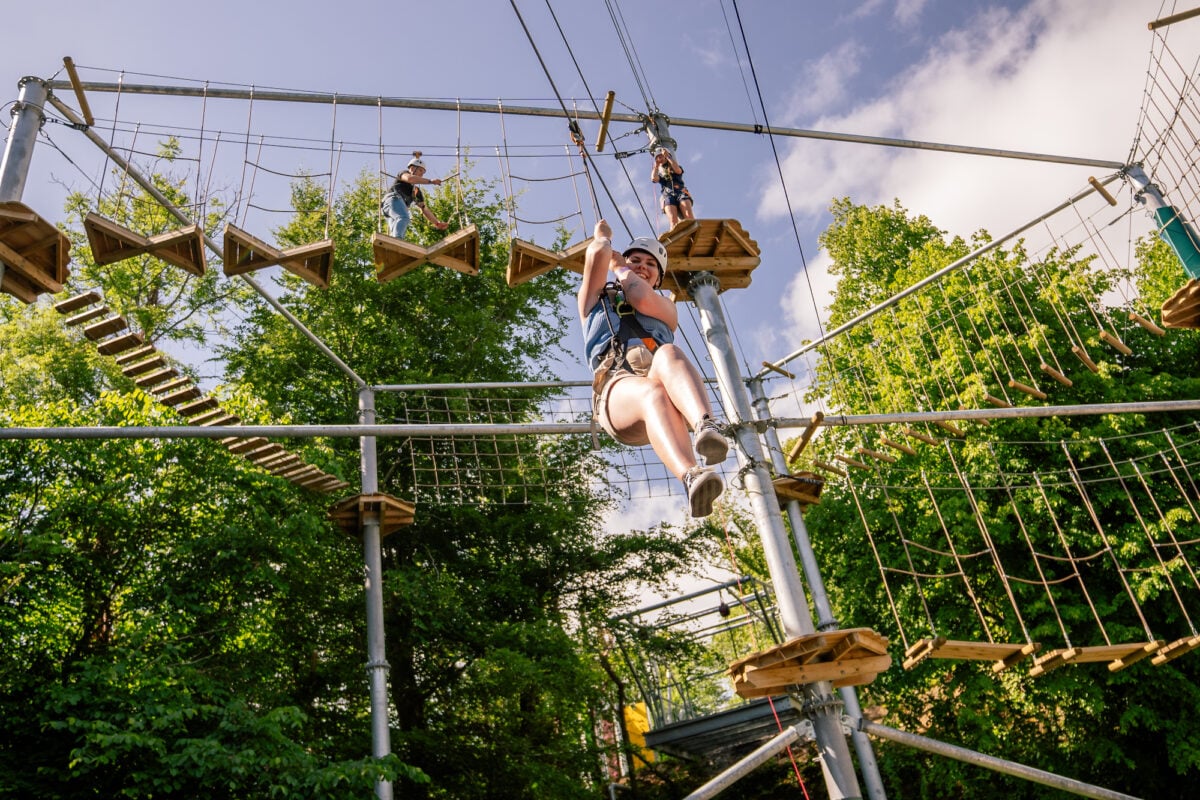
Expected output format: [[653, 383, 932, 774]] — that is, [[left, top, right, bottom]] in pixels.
[[679, 197, 695, 221], [664, 202, 681, 228], [605, 376, 697, 480], [647, 344, 713, 430]]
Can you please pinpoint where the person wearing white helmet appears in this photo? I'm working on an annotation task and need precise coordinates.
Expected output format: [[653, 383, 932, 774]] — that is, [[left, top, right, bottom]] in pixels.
[[382, 151, 450, 239], [578, 219, 729, 518], [651, 147, 694, 228]]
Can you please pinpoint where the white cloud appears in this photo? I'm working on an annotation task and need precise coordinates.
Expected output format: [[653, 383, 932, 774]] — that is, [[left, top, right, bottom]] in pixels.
[[780, 41, 867, 123], [760, 0, 1194, 337]]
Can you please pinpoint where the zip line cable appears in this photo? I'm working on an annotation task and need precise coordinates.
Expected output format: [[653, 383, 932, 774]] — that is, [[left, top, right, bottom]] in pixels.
[[508, 0, 633, 239]]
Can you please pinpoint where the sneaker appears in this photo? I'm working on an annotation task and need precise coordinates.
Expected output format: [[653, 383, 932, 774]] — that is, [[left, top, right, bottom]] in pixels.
[[683, 465, 724, 518], [693, 415, 729, 466]]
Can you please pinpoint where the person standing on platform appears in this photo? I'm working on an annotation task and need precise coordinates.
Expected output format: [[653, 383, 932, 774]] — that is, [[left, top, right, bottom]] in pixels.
[[651, 147, 695, 228], [383, 151, 449, 239]]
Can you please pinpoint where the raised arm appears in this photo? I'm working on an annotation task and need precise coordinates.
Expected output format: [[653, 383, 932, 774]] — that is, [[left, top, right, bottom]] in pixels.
[[578, 219, 615, 319], [614, 260, 677, 331]]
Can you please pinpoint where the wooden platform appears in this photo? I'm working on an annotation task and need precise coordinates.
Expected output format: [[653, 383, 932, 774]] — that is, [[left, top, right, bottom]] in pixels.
[[0, 201, 71, 303], [728, 628, 890, 698], [330, 492, 416, 538], [657, 218, 760, 299], [1161, 279, 1200, 329], [903, 637, 1040, 673], [1030, 641, 1164, 677], [505, 237, 590, 286], [772, 471, 825, 507], [373, 225, 481, 283], [223, 224, 333, 288], [84, 212, 206, 276]]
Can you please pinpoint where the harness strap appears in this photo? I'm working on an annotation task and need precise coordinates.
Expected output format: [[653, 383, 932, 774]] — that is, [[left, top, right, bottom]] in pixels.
[[599, 282, 659, 370]]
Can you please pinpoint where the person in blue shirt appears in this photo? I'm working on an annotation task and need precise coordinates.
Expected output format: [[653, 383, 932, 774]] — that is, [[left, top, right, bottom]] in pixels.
[[383, 151, 449, 239], [578, 218, 728, 517], [651, 147, 694, 229]]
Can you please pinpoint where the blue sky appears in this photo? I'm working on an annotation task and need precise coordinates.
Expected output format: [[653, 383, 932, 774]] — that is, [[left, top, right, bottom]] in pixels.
[[3, 0, 1197, 542], [3, 1, 1191, 376]]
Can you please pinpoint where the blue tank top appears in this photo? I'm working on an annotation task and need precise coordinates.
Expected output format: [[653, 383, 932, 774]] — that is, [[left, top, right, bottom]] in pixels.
[[582, 299, 674, 371]]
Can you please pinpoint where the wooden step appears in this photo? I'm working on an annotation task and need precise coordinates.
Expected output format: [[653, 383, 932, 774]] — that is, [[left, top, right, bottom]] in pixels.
[[729, 628, 890, 698], [96, 331, 144, 356], [54, 291, 101, 314], [903, 637, 1040, 672]]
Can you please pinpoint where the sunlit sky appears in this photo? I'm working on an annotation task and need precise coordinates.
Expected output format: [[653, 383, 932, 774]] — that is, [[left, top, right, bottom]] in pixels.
[[3, 1, 1196, 584]]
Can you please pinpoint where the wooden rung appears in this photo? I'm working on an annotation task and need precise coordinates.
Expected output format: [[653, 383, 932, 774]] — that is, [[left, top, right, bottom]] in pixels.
[[134, 367, 179, 388], [933, 420, 966, 438], [856, 446, 897, 464], [268, 457, 307, 475], [902, 638, 1038, 670], [150, 377, 192, 395], [881, 436, 917, 456], [1071, 345, 1099, 373], [187, 408, 228, 425], [984, 393, 1012, 408], [786, 411, 824, 463], [96, 332, 144, 356], [54, 291, 101, 314], [115, 345, 157, 365], [159, 386, 202, 406], [902, 636, 947, 670], [1098, 329, 1132, 355], [812, 459, 847, 478], [245, 444, 286, 462], [255, 451, 297, 470], [1128, 311, 1166, 336], [1039, 362, 1072, 387], [991, 642, 1041, 673], [833, 454, 870, 470], [1088, 176, 1118, 206], [1029, 647, 1082, 677], [83, 316, 128, 341], [199, 413, 240, 427], [122, 357, 167, 377], [226, 437, 270, 455], [65, 306, 110, 327], [1007, 379, 1047, 400], [1107, 641, 1163, 672], [902, 427, 941, 446], [760, 360, 795, 379], [1150, 634, 1200, 666], [176, 397, 220, 417]]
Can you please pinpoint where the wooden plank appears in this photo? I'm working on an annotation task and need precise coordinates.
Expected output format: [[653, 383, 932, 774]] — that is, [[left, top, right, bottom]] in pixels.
[[96, 331, 144, 356], [199, 413, 240, 427], [739, 654, 892, 691], [372, 232, 429, 283], [773, 473, 824, 507], [54, 291, 101, 314], [64, 306, 110, 327], [115, 345, 157, 365], [1107, 641, 1162, 672], [122, 357, 167, 377], [134, 368, 179, 388], [425, 225, 480, 275], [176, 397, 220, 417], [147, 224, 206, 276], [159, 386, 202, 406], [506, 237, 561, 286], [84, 212, 151, 265], [83, 316, 128, 341], [1029, 647, 1081, 677], [902, 637, 946, 670], [245, 444, 286, 462], [1150, 634, 1200, 666], [150, 377, 192, 395], [226, 437, 270, 455]]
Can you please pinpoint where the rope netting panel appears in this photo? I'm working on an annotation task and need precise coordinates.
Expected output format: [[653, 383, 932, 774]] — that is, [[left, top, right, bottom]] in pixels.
[[382, 384, 734, 510]]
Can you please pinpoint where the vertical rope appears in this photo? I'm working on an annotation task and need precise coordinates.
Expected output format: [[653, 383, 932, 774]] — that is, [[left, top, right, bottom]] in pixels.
[[234, 86, 256, 228], [325, 94, 338, 238], [377, 97, 385, 234]]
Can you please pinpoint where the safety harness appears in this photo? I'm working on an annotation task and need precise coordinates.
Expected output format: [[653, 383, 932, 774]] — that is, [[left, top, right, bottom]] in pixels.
[[597, 281, 659, 373]]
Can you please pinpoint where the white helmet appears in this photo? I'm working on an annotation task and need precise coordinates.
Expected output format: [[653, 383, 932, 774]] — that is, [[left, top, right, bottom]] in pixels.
[[623, 236, 668, 286], [406, 151, 426, 170]]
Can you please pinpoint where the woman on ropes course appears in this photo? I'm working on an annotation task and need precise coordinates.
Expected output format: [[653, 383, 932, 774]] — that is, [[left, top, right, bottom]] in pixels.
[[650, 147, 694, 228], [578, 219, 728, 518], [383, 151, 450, 239]]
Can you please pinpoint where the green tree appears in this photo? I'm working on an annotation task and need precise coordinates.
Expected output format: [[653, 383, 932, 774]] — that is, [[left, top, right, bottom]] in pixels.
[[786, 199, 1200, 798]]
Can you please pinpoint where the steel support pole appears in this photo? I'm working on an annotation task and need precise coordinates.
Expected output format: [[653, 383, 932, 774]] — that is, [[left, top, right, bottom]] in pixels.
[[359, 388, 393, 800], [749, 378, 887, 800], [689, 273, 861, 799], [683, 722, 813, 800], [859, 721, 1141, 800], [0, 77, 48, 202]]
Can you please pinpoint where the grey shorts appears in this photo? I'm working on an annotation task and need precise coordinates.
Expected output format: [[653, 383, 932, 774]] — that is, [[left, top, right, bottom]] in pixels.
[[591, 345, 655, 445]]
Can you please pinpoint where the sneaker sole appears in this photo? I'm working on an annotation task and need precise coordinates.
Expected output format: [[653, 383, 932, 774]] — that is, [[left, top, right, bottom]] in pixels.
[[689, 470, 725, 518], [694, 430, 729, 466]]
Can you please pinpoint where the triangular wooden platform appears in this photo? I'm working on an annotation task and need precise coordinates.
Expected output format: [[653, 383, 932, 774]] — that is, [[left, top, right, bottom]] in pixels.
[[505, 237, 590, 286], [1161, 279, 1200, 329], [658, 218, 761, 299], [0, 201, 71, 303], [373, 224, 481, 283], [903, 637, 1040, 673], [223, 224, 333, 288], [330, 492, 416, 538], [772, 471, 825, 507], [728, 628, 890, 698], [84, 212, 206, 276]]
